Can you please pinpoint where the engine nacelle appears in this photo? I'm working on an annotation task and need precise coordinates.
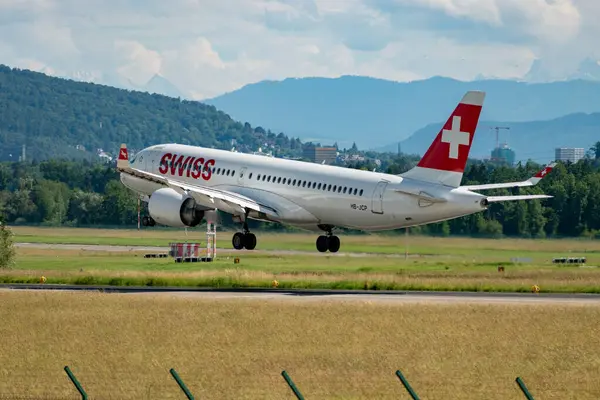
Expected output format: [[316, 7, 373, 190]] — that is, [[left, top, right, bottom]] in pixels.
[[148, 188, 205, 227]]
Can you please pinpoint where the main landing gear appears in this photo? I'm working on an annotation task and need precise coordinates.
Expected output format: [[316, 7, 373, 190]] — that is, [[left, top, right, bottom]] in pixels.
[[141, 215, 156, 227], [316, 225, 340, 253], [232, 221, 257, 250]]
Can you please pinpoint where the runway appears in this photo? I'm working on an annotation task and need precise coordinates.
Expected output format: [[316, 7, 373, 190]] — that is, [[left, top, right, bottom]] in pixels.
[[2, 283, 600, 304]]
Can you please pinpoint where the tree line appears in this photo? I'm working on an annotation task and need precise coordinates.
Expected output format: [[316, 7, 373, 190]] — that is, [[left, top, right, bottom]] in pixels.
[[1, 151, 599, 239]]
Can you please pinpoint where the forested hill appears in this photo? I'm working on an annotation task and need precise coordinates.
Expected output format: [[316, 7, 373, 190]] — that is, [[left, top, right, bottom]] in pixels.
[[0, 65, 302, 162]]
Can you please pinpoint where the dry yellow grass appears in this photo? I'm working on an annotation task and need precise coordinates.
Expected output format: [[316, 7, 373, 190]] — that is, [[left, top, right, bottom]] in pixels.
[[0, 290, 599, 399]]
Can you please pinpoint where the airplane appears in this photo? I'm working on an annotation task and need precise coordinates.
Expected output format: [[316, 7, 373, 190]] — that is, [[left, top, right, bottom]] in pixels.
[[116, 90, 554, 253]]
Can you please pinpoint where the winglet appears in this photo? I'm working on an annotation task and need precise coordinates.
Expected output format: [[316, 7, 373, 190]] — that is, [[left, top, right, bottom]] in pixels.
[[527, 162, 556, 185], [117, 143, 129, 170]]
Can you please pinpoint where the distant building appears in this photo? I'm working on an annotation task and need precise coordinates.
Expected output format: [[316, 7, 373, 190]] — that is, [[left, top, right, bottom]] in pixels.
[[0, 144, 26, 162], [491, 144, 515, 166], [303, 145, 337, 164], [555, 147, 585, 163]]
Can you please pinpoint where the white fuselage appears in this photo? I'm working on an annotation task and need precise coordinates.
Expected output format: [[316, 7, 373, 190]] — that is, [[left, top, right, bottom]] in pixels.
[[120, 143, 487, 232]]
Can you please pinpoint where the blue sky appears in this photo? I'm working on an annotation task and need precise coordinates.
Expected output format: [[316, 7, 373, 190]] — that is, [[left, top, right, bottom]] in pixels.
[[0, 0, 597, 99]]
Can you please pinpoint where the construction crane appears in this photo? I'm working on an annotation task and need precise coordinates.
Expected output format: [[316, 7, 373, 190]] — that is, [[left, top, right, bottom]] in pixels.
[[489, 126, 511, 163], [490, 126, 510, 150]]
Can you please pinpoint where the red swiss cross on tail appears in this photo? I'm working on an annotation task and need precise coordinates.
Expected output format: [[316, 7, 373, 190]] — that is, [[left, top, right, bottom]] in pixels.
[[401, 91, 485, 188], [418, 91, 484, 172]]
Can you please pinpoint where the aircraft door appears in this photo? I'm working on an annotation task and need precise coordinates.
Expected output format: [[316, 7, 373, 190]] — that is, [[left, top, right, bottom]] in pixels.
[[371, 181, 388, 214], [149, 151, 156, 173], [237, 167, 248, 186], [134, 151, 146, 170]]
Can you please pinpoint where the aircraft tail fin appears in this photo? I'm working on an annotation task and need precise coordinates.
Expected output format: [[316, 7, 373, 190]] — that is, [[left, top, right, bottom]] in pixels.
[[401, 91, 485, 187], [117, 143, 129, 170]]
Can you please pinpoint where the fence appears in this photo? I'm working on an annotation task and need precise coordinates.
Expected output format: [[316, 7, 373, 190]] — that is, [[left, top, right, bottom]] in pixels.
[[12, 366, 538, 399]]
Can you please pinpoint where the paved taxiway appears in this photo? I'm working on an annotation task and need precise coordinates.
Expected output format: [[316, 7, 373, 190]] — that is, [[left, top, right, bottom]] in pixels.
[[2, 284, 600, 305], [15, 242, 412, 257]]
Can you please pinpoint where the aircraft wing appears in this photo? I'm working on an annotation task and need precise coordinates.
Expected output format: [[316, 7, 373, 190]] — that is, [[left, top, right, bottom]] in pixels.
[[118, 158, 279, 219], [460, 163, 556, 191]]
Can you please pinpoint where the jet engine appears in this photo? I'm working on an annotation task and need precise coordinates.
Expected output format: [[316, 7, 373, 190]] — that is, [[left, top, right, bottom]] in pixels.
[[148, 188, 206, 227]]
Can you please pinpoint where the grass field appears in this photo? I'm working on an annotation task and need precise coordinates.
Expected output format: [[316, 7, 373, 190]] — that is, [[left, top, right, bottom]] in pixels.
[[0, 290, 599, 399], [11, 226, 600, 255], [5, 226, 600, 293]]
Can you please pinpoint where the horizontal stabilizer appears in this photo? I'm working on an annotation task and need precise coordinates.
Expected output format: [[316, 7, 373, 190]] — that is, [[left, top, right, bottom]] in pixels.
[[484, 194, 552, 204]]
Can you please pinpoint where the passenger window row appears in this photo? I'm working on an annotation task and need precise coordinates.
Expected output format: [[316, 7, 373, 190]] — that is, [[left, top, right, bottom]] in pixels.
[[163, 160, 364, 196], [247, 172, 364, 196]]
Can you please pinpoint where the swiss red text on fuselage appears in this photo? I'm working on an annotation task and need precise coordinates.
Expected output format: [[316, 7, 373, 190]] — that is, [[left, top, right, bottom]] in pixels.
[[158, 152, 215, 181]]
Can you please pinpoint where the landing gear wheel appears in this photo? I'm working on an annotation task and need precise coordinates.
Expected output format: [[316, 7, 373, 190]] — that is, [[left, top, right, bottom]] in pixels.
[[243, 233, 257, 250], [328, 236, 340, 253], [232, 232, 245, 250], [142, 216, 156, 227], [316, 235, 329, 253]]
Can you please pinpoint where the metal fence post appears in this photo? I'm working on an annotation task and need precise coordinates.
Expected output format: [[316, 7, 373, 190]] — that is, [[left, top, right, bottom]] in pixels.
[[170, 368, 196, 400], [281, 370, 305, 400], [515, 377, 535, 399], [64, 366, 88, 400], [395, 370, 420, 400]]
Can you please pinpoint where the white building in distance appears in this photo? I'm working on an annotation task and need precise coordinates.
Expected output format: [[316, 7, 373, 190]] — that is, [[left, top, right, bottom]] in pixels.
[[555, 147, 586, 163]]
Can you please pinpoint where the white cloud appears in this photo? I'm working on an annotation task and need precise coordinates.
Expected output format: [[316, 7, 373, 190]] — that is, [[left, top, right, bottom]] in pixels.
[[376, 34, 535, 80], [114, 40, 162, 86], [393, 0, 503, 25], [0, 0, 596, 99]]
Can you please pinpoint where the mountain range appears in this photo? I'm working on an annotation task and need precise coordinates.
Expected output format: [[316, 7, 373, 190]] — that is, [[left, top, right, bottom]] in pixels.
[[203, 75, 600, 155]]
